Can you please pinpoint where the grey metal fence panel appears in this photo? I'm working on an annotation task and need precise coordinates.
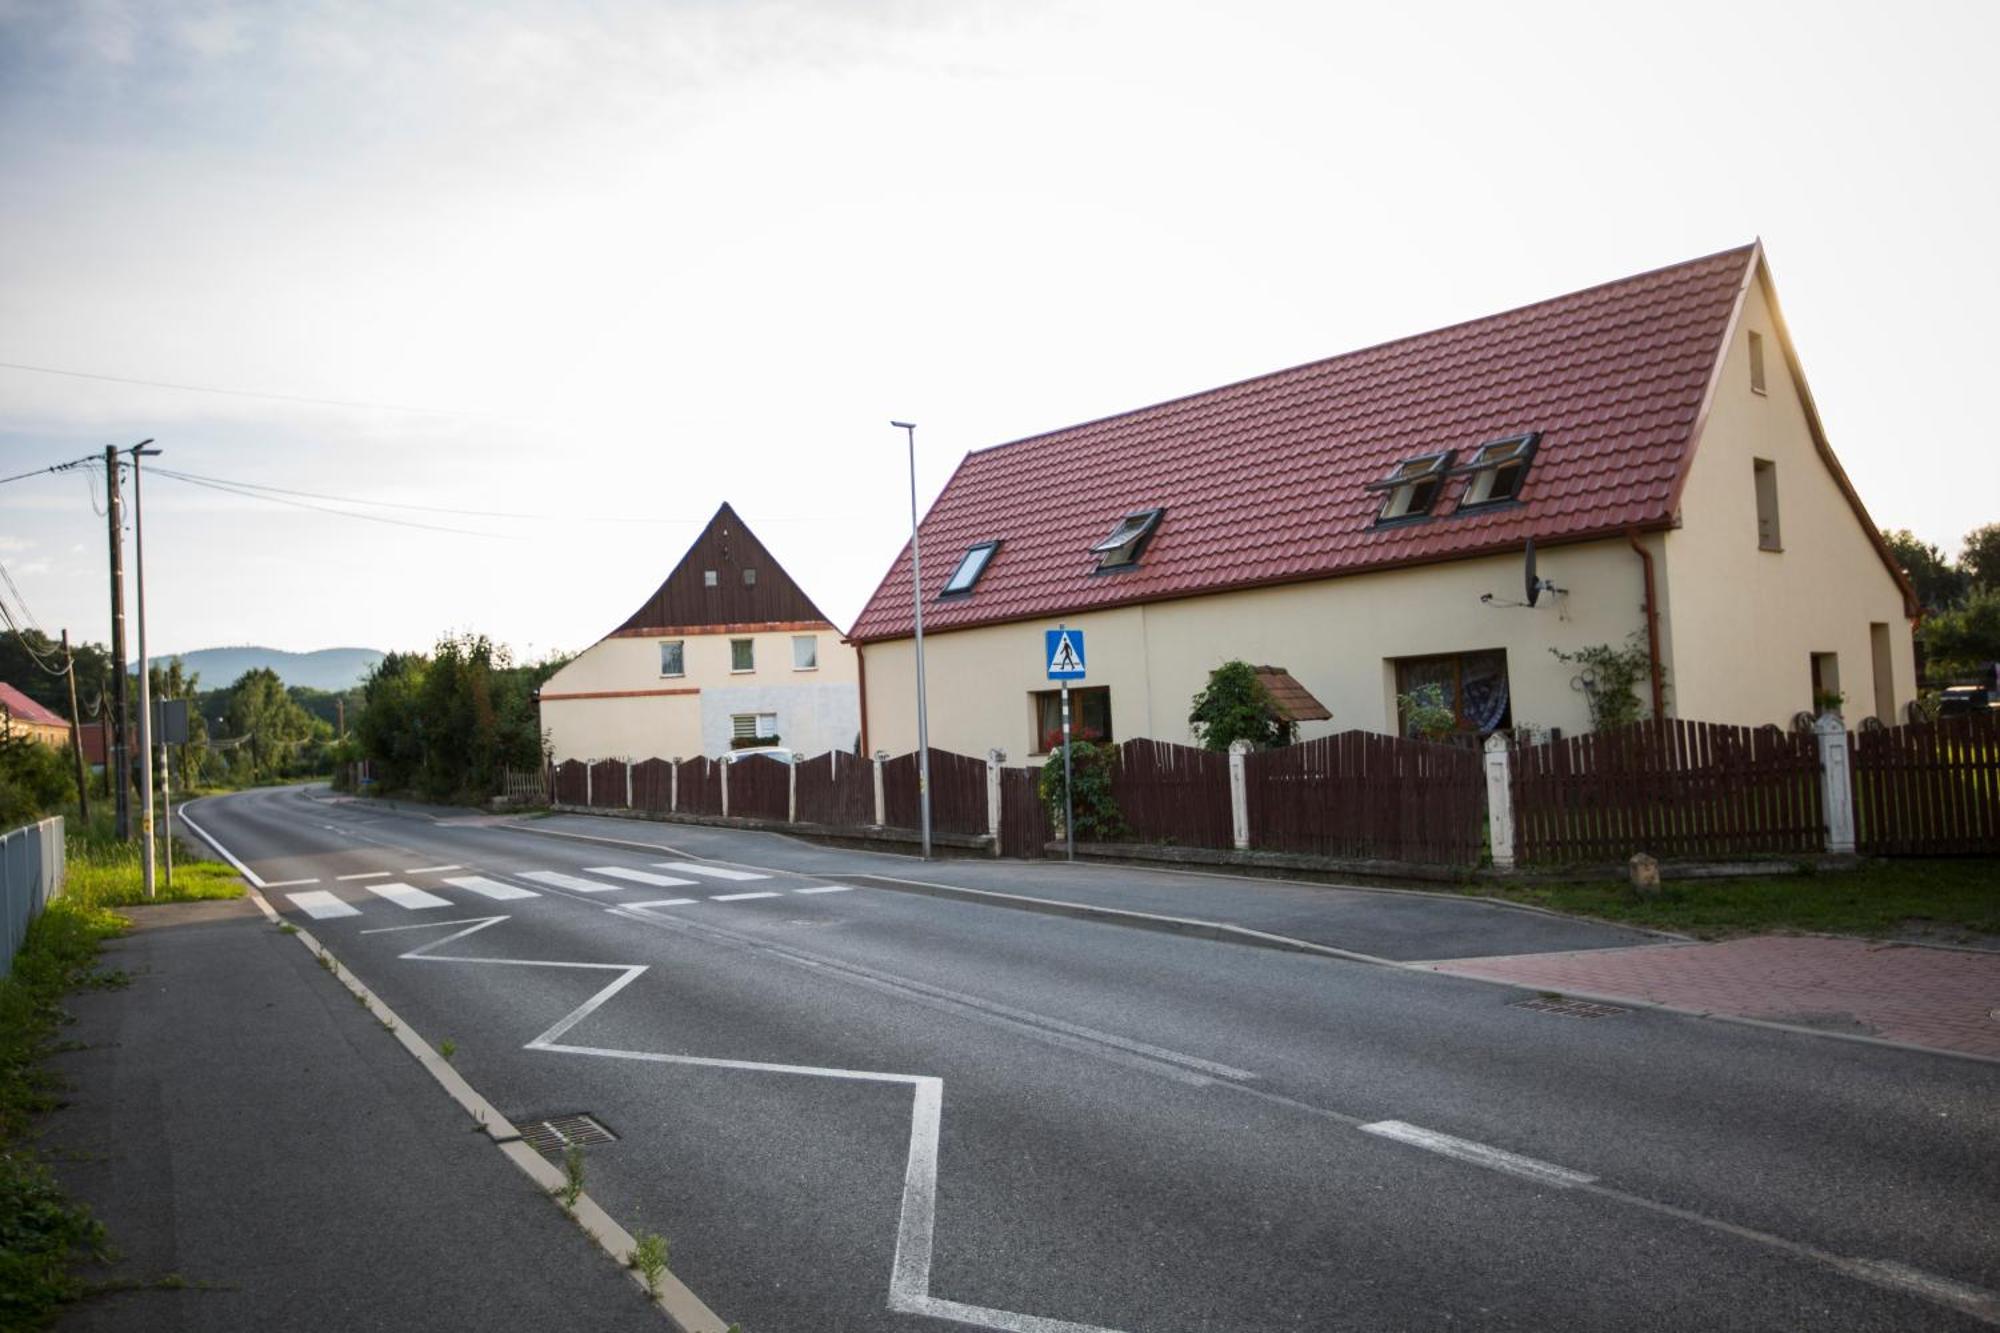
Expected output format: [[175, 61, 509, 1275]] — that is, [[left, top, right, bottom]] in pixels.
[[1, 816, 66, 980]]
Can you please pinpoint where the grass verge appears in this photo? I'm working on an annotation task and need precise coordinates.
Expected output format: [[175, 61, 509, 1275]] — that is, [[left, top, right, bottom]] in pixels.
[[1475, 857, 2000, 940], [0, 900, 127, 1329], [60, 807, 244, 910]]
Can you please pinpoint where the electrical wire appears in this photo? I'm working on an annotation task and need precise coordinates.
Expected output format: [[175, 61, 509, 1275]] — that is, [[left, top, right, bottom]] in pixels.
[[0, 562, 74, 678], [151, 469, 527, 541], [0, 452, 99, 487], [0, 358, 537, 425]]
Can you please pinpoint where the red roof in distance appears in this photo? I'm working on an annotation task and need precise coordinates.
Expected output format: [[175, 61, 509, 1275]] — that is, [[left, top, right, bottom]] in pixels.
[[849, 244, 1759, 643], [0, 681, 67, 729]]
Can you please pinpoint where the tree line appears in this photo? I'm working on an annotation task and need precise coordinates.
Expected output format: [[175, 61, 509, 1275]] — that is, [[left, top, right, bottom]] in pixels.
[[1882, 523, 2000, 681]]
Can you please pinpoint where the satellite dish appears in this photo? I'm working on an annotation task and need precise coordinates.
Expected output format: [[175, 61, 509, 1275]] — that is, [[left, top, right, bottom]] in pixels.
[[1524, 540, 1540, 608]]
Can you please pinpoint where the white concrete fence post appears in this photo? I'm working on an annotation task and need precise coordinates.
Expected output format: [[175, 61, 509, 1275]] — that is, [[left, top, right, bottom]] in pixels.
[[1227, 740, 1252, 852], [1815, 713, 1856, 855], [625, 760, 633, 809], [584, 761, 592, 808], [872, 751, 888, 827], [1484, 733, 1516, 871], [787, 753, 798, 823], [720, 756, 731, 819], [985, 748, 1006, 857], [669, 759, 679, 813]]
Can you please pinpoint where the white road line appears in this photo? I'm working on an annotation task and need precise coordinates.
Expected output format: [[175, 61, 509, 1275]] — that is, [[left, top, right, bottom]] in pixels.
[[1359, 1121, 1596, 1189], [1846, 1260, 2000, 1321], [710, 891, 781, 902], [287, 890, 360, 920], [444, 875, 539, 901], [176, 804, 267, 887], [792, 885, 853, 895], [585, 866, 699, 888], [652, 861, 768, 881], [520, 870, 627, 894], [368, 882, 454, 911], [262, 877, 320, 888], [336, 870, 391, 881], [405, 864, 462, 874], [619, 898, 697, 909]]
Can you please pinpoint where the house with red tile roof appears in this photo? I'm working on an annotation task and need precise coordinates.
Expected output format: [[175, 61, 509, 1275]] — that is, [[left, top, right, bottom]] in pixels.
[[0, 681, 72, 749], [848, 243, 1918, 758]]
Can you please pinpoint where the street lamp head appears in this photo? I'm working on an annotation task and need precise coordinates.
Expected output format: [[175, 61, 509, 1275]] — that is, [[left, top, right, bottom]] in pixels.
[[890, 420, 916, 431], [132, 439, 160, 456]]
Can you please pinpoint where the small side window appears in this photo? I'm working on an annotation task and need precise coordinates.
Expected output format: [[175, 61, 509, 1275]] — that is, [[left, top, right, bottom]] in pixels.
[[703, 569, 719, 588], [1749, 330, 1767, 395], [659, 641, 685, 677], [1369, 452, 1452, 522], [743, 568, 757, 586], [730, 638, 755, 672], [1754, 458, 1782, 550], [792, 636, 817, 670]]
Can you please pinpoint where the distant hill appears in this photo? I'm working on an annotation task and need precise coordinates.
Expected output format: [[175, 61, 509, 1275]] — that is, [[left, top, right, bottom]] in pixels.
[[159, 646, 386, 692]]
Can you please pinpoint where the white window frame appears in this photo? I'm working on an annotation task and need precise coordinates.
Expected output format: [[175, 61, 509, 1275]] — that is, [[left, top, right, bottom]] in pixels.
[[792, 635, 818, 671], [659, 640, 685, 678], [730, 638, 755, 673]]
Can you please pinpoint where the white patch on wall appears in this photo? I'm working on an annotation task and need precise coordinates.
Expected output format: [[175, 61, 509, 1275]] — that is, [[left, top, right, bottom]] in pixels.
[[701, 682, 861, 757]]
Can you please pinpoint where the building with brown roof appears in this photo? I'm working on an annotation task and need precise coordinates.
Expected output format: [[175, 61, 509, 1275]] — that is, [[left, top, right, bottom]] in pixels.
[[848, 243, 1917, 758], [538, 503, 860, 762], [0, 681, 71, 749]]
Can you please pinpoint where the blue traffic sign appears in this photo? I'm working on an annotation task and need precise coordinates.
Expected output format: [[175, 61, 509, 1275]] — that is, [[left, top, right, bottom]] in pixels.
[[1045, 628, 1086, 680]]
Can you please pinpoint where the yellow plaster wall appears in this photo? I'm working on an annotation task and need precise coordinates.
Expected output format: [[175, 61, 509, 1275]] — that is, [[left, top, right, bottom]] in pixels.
[[1661, 275, 1915, 725]]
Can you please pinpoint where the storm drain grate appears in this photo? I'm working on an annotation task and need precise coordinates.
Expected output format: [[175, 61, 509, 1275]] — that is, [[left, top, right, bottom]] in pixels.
[[519, 1113, 618, 1155], [1510, 994, 1628, 1020]]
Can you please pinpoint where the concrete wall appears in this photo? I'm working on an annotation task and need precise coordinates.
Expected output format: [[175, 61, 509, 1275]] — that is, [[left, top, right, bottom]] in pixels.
[[1661, 274, 1916, 725], [860, 538, 1663, 759], [541, 626, 859, 761]]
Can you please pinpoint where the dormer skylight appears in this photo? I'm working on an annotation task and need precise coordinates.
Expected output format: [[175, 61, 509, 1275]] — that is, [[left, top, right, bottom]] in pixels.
[[1453, 432, 1540, 509], [941, 540, 1000, 595], [1369, 451, 1452, 523], [1091, 508, 1164, 570]]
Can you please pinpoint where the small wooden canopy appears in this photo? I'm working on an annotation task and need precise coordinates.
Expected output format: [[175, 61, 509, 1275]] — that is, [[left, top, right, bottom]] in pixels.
[[1254, 666, 1331, 722]]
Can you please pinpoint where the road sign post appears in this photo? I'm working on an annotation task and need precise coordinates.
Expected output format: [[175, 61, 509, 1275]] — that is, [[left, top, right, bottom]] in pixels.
[[1045, 626, 1087, 862]]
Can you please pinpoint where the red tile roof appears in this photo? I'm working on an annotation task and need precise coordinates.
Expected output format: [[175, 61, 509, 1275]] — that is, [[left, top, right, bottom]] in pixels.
[[0, 681, 67, 729], [850, 245, 1759, 643]]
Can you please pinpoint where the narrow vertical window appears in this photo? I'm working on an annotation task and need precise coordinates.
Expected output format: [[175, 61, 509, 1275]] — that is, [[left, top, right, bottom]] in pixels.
[[1748, 330, 1767, 395], [1754, 459, 1782, 551]]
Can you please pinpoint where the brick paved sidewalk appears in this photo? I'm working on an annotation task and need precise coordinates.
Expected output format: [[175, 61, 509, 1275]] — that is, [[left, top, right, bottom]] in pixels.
[[1429, 935, 2000, 1059]]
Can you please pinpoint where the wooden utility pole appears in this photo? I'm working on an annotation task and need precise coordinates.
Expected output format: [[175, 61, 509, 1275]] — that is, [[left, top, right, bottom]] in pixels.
[[62, 628, 90, 820], [104, 445, 131, 838]]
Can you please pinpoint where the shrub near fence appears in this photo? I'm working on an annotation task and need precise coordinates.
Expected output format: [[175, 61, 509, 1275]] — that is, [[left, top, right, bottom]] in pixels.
[[1246, 731, 1484, 865], [1852, 714, 2000, 855], [1512, 718, 1824, 864], [796, 750, 873, 827], [1109, 739, 1234, 849]]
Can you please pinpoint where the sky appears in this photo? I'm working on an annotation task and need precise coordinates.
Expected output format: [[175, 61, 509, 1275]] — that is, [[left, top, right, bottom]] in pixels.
[[2, 0, 1996, 663]]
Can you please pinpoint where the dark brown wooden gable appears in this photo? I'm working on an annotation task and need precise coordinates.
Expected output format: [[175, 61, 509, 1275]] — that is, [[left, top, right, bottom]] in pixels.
[[614, 502, 832, 635]]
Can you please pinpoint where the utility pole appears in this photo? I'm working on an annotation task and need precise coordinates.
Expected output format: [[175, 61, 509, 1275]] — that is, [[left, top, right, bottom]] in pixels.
[[104, 445, 130, 839], [61, 629, 90, 820], [131, 440, 160, 898], [892, 420, 933, 861]]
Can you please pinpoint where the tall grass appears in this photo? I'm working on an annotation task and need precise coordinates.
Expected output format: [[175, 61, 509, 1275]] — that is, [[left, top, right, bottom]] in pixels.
[[59, 805, 244, 910]]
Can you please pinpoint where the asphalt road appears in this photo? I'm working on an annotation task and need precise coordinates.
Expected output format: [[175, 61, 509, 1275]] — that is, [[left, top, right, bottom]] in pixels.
[[181, 786, 2000, 1332]]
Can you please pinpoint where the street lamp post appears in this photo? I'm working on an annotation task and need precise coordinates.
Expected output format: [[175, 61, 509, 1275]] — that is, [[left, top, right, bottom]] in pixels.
[[892, 420, 932, 861], [130, 440, 160, 899]]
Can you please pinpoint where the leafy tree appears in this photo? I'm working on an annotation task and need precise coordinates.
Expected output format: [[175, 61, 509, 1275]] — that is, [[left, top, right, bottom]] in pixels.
[[147, 657, 211, 786], [1036, 741, 1125, 842], [222, 668, 319, 779], [1882, 529, 1969, 612], [0, 731, 74, 828], [351, 636, 563, 802], [1188, 661, 1296, 750], [0, 630, 109, 716], [1960, 523, 2000, 596], [1920, 590, 2000, 674]]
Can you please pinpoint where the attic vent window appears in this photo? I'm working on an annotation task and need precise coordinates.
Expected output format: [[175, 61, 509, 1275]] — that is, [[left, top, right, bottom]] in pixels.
[[703, 570, 718, 588], [1454, 432, 1540, 509], [743, 568, 757, 586], [1091, 508, 1164, 571], [942, 541, 1000, 596], [1369, 451, 1452, 522]]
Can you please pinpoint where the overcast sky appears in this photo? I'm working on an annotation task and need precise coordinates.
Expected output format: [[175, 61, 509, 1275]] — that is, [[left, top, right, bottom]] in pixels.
[[2, 0, 1995, 664]]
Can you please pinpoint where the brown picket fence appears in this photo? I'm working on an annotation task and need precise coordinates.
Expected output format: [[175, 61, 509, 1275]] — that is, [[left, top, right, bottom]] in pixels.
[[1513, 718, 1823, 864], [728, 753, 792, 822], [795, 750, 874, 827], [1244, 731, 1484, 865], [631, 758, 673, 813], [881, 748, 989, 836], [587, 759, 626, 808], [1108, 739, 1235, 849], [1851, 715, 2000, 854], [552, 760, 589, 806], [679, 757, 723, 816]]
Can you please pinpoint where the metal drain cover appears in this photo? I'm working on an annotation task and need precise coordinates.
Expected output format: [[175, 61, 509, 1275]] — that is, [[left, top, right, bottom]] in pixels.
[[1511, 995, 1628, 1019], [519, 1113, 618, 1155]]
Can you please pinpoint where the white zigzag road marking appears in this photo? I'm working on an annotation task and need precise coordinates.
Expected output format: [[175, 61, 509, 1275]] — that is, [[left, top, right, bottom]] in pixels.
[[395, 916, 1129, 1333]]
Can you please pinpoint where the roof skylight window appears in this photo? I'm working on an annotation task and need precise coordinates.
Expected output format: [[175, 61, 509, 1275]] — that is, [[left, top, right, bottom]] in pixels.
[[1368, 451, 1452, 523], [1091, 508, 1164, 570], [941, 540, 1000, 596], [1453, 432, 1540, 509]]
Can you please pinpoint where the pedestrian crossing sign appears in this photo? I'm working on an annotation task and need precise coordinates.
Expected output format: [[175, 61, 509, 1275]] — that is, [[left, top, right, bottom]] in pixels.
[[1045, 628, 1086, 680]]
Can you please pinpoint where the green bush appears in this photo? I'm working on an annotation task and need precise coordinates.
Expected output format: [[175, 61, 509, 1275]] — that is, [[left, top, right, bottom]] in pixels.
[[1187, 661, 1297, 750], [0, 737, 73, 831], [1036, 741, 1125, 840]]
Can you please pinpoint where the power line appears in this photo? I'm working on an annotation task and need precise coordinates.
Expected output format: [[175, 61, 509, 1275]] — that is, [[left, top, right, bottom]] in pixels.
[[150, 466, 669, 524], [0, 559, 73, 678], [150, 469, 526, 541], [0, 359, 538, 425], [0, 451, 100, 487]]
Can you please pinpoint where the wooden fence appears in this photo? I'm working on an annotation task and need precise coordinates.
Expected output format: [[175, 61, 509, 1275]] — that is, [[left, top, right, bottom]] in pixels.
[[679, 757, 723, 816], [1852, 715, 2000, 855], [632, 758, 672, 813], [587, 759, 625, 808], [727, 753, 792, 822], [998, 766, 1053, 858], [1244, 731, 1485, 865], [881, 749, 989, 836], [1108, 739, 1234, 849], [553, 760, 588, 806], [1512, 719, 1824, 864], [795, 750, 875, 827]]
